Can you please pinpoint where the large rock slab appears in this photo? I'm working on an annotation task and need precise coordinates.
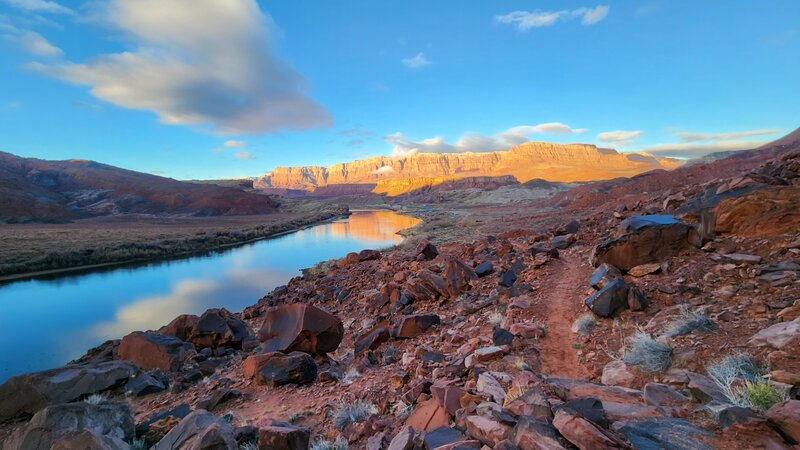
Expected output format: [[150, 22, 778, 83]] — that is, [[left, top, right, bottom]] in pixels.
[[243, 352, 317, 387], [49, 431, 130, 450], [118, 331, 195, 372], [767, 400, 800, 444], [615, 418, 714, 450], [714, 186, 800, 238], [552, 408, 629, 449], [464, 415, 512, 447], [585, 278, 630, 317], [158, 314, 199, 342], [591, 215, 700, 271], [510, 416, 567, 450], [153, 410, 236, 450], [258, 420, 310, 450], [0, 360, 136, 423], [3, 402, 134, 450], [748, 317, 800, 350], [257, 304, 343, 355]]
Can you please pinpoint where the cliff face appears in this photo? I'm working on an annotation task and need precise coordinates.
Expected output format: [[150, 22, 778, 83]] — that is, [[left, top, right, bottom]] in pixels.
[[255, 142, 682, 196]]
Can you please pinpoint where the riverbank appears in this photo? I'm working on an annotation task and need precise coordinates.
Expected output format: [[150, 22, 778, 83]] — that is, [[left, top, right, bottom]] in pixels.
[[0, 202, 349, 281]]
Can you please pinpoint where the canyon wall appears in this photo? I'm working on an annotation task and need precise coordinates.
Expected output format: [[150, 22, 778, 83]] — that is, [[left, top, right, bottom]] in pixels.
[[255, 142, 683, 196]]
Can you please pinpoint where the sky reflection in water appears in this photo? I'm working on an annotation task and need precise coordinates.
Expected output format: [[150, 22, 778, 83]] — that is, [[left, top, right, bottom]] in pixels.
[[0, 210, 419, 382]]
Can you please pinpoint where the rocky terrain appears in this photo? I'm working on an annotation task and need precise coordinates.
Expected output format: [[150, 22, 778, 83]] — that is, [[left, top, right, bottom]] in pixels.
[[1, 131, 800, 449], [0, 151, 278, 224], [255, 143, 681, 196]]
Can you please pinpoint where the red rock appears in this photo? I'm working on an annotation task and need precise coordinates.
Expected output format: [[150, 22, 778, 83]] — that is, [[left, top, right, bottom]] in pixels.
[[510, 416, 567, 450], [258, 420, 310, 450], [748, 318, 800, 350], [387, 426, 414, 450], [509, 322, 546, 339], [257, 304, 343, 355], [405, 399, 450, 432], [354, 323, 390, 354], [392, 314, 441, 338], [431, 381, 465, 415], [158, 314, 199, 342], [552, 408, 629, 450], [243, 352, 317, 387], [464, 415, 512, 447], [118, 331, 195, 372], [767, 400, 800, 444], [358, 249, 382, 261], [715, 186, 800, 237], [601, 360, 637, 388], [628, 263, 661, 277], [189, 308, 251, 349], [441, 258, 478, 298], [415, 240, 439, 261]]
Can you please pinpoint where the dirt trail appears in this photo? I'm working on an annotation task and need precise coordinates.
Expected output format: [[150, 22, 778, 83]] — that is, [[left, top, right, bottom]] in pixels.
[[538, 254, 592, 379]]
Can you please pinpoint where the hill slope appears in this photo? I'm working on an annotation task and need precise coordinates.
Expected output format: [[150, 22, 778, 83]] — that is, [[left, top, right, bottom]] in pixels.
[[255, 142, 682, 196], [0, 151, 278, 223]]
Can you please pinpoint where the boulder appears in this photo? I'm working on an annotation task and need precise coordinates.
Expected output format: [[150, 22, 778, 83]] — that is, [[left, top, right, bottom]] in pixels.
[[556, 398, 608, 429], [714, 187, 800, 237], [556, 219, 580, 236], [442, 258, 478, 298], [243, 352, 317, 387], [358, 249, 382, 261], [475, 262, 495, 278], [492, 328, 515, 346], [627, 286, 648, 311], [189, 308, 251, 349], [257, 304, 344, 355], [643, 383, 691, 408], [158, 314, 199, 342], [124, 372, 166, 397], [0, 360, 136, 423], [431, 381, 465, 416], [423, 426, 467, 449], [589, 263, 622, 290], [354, 323, 391, 354], [767, 400, 800, 444], [748, 318, 800, 350], [387, 426, 415, 450], [616, 418, 714, 450], [258, 421, 310, 450], [551, 234, 575, 250], [392, 314, 441, 338], [686, 372, 728, 404], [510, 416, 566, 450], [118, 331, 195, 372], [414, 240, 439, 261], [49, 431, 130, 450], [503, 387, 552, 420], [591, 215, 700, 271], [552, 408, 629, 449], [499, 270, 517, 288], [464, 415, 512, 447], [3, 402, 134, 450], [153, 410, 236, 450], [601, 361, 637, 388], [584, 278, 630, 317]]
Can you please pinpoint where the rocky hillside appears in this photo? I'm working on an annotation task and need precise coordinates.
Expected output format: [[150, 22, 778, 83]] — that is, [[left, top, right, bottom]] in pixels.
[[1, 132, 799, 449], [0, 152, 278, 223], [255, 142, 682, 196]]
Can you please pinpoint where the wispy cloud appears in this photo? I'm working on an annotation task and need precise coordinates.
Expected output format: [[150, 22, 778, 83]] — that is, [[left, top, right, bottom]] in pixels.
[[402, 52, 432, 69], [223, 140, 246, 148], [641, 140, 767, 159], [495, 5, 609, 30], [27, 0, 330, 135], [597, 130, 642, 143], [674, 128, 782, 143], [17, 30, 61, 57], [2, 0, 73, 15], [233, 151, 255, 160], [386, 122, 588, 157]]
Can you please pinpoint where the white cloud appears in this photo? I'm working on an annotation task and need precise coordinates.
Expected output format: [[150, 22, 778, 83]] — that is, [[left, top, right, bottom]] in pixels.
[[233, 151, 255, 160], [373, 166, 394, 175], [2, 0, 72, 14], [495, 5, 610, 30], [386, 122, 588, 157], [402, 52, 432, 69], [18, 30, 61, 57], [641, 140, 767, 159], [223, 140, 246, 148], [29, 0, 330, 135], [674, 129, 782, 143], [597, 130, 642, 142]]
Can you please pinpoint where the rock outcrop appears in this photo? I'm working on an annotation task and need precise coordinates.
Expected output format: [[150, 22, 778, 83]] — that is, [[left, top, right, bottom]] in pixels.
[[257, 304, 344, 355]]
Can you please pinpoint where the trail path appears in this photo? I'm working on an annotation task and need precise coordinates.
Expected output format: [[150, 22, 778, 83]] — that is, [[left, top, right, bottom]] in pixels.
[[538, 254, 592, 379]]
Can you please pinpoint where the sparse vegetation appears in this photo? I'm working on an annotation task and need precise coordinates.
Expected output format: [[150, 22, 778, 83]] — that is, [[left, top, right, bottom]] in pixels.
[[238, 442, 258, 450], [222, 410, 237, 424], [340, 368, 360, 385], [130, 438, 147, 450], [662, 307, 716, 338], [310, 436, 349, 450], [331, 400, 379, 429], [572, 314, 596, 336], [84, 394, 106, 405], [488, 311, 504, 327], [512, 356, 530, 371], [622, 330, 672, 373], [707, 353, 787, 411], [303, 258, 339, 278]]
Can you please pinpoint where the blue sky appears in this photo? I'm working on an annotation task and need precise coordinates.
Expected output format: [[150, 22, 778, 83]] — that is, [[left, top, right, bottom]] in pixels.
[[0, 0, 798, 179]]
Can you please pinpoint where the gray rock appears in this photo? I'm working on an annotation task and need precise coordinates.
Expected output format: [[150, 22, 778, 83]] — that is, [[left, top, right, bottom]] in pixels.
[[584, 278, 630, 317], [4, 402, 134, 450], [615, 418, 714, 450], [589, 263, 622, 290], [153, 410, 236, 450], [0, 360, 137, 422]]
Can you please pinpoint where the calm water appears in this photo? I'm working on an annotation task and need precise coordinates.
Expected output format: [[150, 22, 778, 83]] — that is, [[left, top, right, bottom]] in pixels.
[[0, 210, 419, 382]]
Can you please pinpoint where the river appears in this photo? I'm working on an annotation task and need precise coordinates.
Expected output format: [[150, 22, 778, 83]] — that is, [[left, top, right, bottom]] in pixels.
[[0, 210, 419, 382]]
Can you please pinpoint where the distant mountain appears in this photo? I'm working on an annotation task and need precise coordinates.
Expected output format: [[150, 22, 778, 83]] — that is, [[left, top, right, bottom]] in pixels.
[[255, 142, 682, 196], [0, 151, 278, 223]]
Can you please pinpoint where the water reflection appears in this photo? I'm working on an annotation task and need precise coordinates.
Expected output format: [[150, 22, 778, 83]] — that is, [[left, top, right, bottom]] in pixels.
[[0, 210, 418, 382]]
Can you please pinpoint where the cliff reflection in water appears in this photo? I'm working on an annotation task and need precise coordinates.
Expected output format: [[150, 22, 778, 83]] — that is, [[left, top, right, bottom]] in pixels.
[[326, 210, 420, 242]]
